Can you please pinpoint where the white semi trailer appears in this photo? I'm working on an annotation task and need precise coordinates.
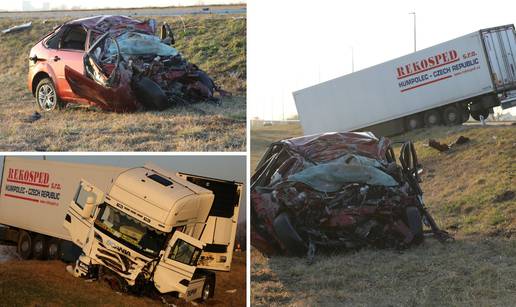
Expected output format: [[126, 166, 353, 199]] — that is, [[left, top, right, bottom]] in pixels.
[[0, 157, 242, 302], [294, 24, 516, 136]]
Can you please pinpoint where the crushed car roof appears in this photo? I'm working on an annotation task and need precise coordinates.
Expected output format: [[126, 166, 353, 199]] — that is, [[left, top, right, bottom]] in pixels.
[[65, 15, 155, 34]]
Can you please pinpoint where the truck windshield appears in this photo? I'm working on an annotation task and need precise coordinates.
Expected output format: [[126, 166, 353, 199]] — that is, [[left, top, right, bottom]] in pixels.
[[94, 204, 166, 258]]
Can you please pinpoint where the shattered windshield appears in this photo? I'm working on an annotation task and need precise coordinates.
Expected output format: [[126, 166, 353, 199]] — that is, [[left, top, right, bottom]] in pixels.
[[109, 32, 179, 57], [94, 204, 167, 257]]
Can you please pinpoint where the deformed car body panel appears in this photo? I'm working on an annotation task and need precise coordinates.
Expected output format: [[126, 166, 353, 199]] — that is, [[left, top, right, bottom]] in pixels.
[[251, 132, 450, 260]]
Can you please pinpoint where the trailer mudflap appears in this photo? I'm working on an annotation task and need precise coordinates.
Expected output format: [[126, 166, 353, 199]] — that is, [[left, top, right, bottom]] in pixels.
[[63, 180, 104, 248], [153, 231, 205, 297]]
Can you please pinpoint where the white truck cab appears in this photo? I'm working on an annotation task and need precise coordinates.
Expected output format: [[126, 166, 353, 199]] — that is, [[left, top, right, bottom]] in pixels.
[[63, 163, 242, 302]]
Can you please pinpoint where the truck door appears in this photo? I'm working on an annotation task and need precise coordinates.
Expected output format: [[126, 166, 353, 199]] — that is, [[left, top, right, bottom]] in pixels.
[[63, 180, 105, 248], [178, 173, 242, 272], [153, 231, 204, 296]]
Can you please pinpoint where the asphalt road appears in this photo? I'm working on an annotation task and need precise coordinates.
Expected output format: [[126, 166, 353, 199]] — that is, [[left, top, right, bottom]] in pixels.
[[0, 5, 246, 19]]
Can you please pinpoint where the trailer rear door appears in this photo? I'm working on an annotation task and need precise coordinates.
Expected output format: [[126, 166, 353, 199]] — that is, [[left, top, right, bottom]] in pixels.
[[482, 25, 516, 92], [178, 172, 242, 272]]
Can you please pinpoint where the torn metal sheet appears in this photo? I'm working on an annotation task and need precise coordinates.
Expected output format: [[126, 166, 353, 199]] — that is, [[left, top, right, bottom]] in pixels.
[[251, 132, 451, 260], [2, 22, 32, 34]]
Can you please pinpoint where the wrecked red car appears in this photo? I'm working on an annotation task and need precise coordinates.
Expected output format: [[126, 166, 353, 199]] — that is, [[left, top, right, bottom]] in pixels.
[[28, 15, 225, 112], [251, 132, 450, 262]]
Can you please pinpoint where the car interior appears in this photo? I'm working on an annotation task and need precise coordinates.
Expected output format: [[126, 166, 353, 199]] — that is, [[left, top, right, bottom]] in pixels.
[[60, 26, 87, 51]]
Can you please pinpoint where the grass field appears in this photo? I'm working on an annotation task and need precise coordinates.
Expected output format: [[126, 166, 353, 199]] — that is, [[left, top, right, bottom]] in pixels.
[[0, 251, 246, 306], [251, 123, 516, 306], [0, 11, 246, 151]]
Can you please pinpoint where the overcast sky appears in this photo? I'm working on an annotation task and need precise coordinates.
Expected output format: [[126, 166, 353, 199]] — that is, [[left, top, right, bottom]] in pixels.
[[1, 155, 246, 222], [248, 0, 516, 119], [0, 0, 242, 11]]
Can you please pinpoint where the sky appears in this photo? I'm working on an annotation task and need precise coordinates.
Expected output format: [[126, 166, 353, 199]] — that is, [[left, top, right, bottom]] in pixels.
[[0, 0, 242, 11], [0, 155, 246, 222], [248, 0, 516, 119]]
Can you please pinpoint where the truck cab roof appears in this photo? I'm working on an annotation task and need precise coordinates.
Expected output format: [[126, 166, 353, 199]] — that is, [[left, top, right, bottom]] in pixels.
[[108, 166, 214, 232]]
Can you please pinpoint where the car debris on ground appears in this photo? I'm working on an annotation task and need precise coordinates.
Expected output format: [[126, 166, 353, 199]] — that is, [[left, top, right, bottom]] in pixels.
[[428, 135, 470, 152], [2, 22, 32, 35], [251, 132, 452, 263]]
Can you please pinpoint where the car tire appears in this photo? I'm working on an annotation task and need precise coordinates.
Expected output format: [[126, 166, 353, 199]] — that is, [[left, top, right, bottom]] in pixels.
[[443, 105, 461, 126], [32, 234, 47, 260], [35, 78, 61, 112], [17, 230, 33, 260], [423, 109, 441, 127], [405, 207, 424, 245], [405, 114, 423, 131], [46, 238, 61, 260], [273, 212, 307, 256], [132, 77, 168, 111], [199, 274, 215, 302]]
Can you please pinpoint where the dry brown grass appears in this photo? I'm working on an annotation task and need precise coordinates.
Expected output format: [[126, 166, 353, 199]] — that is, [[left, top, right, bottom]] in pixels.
[[0, 13, 246, 152], [0, 252, 246, 306], [251, 123, 516, 306]]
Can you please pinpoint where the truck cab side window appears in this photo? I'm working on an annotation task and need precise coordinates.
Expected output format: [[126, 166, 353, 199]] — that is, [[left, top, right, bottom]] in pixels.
[[168, 239, 201, 266], [60, 26, 87, 50]]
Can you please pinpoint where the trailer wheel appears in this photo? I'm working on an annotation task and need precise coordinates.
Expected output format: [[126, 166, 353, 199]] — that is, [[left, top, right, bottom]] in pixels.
[[405, 207, 424, 245], [461, 106, 470, 123], [32, 234, 47, 260], [443, 105, 461, 125], [471, 109, 489, 121], [17, 230, 33, 260], [405, 114, 423, 131], [46, 238, 61, 260], [273, 212, 307, 256], [423, 109, 441, 127]]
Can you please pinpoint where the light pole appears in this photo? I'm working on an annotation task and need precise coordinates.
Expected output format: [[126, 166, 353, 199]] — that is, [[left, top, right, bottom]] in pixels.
[[409, 12, 416, 52]]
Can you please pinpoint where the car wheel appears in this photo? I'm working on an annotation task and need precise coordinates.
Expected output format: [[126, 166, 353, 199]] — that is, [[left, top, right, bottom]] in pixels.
[[405, 207, 424, 245], [423, 109, 441, 127], [17, 230, 32, 260], [132, 77, 169, 110], [461, 106, 470, 123], [273, 212, 307, 256], [443, 105, 461, 125], [35, 78, 60, 112]]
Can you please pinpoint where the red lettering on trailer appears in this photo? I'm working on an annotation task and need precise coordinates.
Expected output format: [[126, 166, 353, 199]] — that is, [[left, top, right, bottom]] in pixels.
[[396, 50, 459, 79], [6, 168, 50, 187]]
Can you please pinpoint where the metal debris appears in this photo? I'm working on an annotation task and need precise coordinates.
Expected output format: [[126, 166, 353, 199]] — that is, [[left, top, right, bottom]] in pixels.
[[251, 132, 451, 260], [428, 136, 470, 152], [2, 22, 32, 35]]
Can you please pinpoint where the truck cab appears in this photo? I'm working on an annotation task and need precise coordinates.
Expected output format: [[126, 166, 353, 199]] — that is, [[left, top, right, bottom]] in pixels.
[[63, 164, 242, 302]]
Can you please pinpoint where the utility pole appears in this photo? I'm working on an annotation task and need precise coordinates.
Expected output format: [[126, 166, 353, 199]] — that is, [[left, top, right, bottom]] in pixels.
[[409, 12, 416, 52]]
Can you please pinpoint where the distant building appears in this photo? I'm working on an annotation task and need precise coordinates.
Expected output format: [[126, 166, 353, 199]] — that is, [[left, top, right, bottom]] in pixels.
[[22, 0, 33, 11]]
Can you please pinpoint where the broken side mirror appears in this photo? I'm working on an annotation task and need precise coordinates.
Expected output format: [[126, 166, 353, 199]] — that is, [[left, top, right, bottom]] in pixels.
[[160, 23, 175, 46], [81, 196, 97, 219]]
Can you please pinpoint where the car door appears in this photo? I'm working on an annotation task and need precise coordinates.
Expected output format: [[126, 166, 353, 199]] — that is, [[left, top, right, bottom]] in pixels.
[[64, 31, 140, 112], [177, 173, 242, 271], [153, 231, 204, 295], [63, 180, 105, 248], [51, 25, 87, 101]]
